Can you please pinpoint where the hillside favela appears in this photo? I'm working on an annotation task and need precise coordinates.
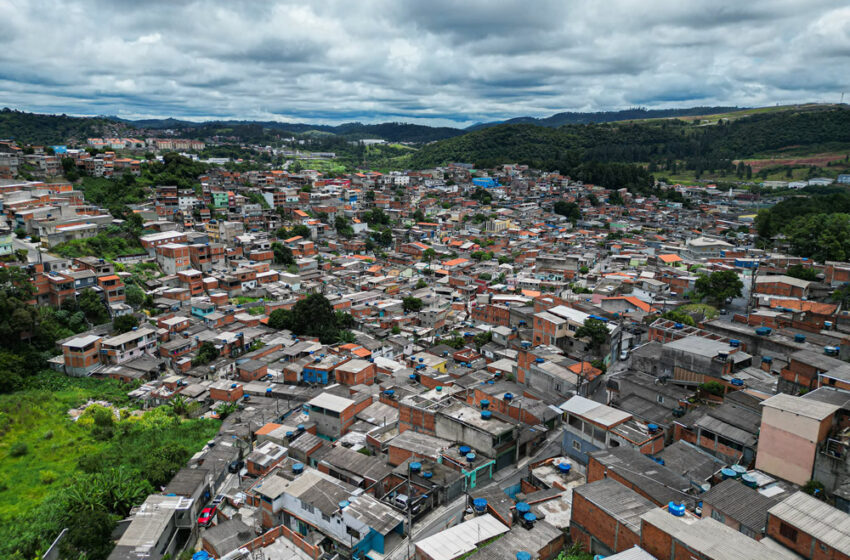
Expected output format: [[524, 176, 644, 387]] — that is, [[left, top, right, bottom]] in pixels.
[[4, 2, 850, 560]]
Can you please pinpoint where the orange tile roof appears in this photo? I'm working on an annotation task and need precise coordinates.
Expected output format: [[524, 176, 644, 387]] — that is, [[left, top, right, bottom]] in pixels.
[[658, 254, 683, 263], [353, 347, 372, 358], [255, 423, 283, 435], [443, 258, 469, 267]]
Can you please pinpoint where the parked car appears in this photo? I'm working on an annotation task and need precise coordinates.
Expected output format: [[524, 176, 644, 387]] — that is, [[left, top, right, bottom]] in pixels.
[[719, 308, 728, 315], [198, 505, 218, 527], [228, 459, 244, 474]]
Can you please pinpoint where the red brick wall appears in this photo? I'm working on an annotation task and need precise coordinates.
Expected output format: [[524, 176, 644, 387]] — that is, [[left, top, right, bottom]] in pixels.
[[766, 514, 850, 560], [571, 491, 641, 554]]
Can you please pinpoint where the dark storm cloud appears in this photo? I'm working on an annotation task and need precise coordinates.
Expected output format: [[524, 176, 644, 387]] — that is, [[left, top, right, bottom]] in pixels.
[[0, 0, 848, 126]]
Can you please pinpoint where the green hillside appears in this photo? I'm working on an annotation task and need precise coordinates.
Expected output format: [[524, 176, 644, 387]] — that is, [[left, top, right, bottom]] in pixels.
[[409, 106, 850, 175]]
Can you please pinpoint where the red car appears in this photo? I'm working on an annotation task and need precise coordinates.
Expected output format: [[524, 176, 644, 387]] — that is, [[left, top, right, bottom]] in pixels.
[[197, 505, 218, 527]]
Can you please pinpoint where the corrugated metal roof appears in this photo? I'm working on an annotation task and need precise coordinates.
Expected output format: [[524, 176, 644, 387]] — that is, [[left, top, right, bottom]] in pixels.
[[769, 491, 850, 553], [414, 514, 509, 560]]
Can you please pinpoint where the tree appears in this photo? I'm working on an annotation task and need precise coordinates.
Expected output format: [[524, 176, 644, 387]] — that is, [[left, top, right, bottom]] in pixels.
[[267, 293, 348, 343], [334, 215, 354, 238], [112, 314, 139, 334], [553, 200, 581, 222], [693, 270, 744, 306], [125, 284, 145, 308], [193, 341, 219, 366], [574, 318, 610, 355], [402, 297, 423, 313], [415, 278, 428, 289], [412, 209, 425, 222], [364, 208, 390, 226], [786, 264, 819, 281], [336, 330, 356, 344], [77, 289, 109, 325], [272, 242, 295, 265]]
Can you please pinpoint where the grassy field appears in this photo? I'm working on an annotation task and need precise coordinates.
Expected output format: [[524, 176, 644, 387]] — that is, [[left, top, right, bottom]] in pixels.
[[0, 373, 133, 520], [0, 371, 219, 532]]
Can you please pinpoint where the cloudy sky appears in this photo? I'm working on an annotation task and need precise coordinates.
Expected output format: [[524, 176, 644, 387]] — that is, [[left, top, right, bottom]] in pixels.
[[1, 0, 849, 127]]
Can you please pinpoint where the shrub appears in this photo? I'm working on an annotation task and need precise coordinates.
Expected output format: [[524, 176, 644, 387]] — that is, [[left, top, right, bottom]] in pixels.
[[40, 470, 58, 485], [9, 442, 28, 457]]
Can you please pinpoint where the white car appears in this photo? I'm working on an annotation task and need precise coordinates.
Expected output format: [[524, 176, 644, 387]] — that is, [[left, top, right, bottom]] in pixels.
[[619, 350, 629, 361]]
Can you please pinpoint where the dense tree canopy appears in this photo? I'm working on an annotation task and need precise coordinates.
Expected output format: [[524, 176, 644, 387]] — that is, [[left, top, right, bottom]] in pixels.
[[694, 270, 744, 305], [267, 293, 355, 343]]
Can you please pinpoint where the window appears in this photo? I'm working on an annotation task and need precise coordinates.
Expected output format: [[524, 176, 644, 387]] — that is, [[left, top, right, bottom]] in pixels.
[[656, 395, 664, 404], [302, 503, 315, 514], [568, 415, 582, 430], [779, 521, 798, 542], [572, 440, 581, 451], [711, 509, 725, 523], [322, 513, 330, 522], [819, 542, 828, 552]]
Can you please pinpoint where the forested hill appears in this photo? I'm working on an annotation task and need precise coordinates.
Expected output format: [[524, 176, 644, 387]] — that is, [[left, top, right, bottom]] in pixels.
[[114, 118, 465, 143], [409, 107, 850, 171], [467, 106, 742, 130], [0, 108, 129, 145]]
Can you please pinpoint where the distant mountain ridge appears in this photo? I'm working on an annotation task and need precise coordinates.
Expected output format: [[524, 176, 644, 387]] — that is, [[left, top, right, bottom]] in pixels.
[[465, 106, 743, 130]]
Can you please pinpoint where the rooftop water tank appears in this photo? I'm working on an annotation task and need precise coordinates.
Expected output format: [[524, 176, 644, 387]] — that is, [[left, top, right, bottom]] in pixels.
[[648, 423, 659, 433], [481, 410, 492, 420], [285, 431, 294, 438], [339, 500, 350, 509], [516, 553, 532, 560], [674, 323, 684, 329], [755, 326, 772, 336], [795, 334, 806, 343], [762, 356, 773, 363], [504, 393, 513, 401], [721, 468, 737, 480], [729, 339, 741, 347], [516, 502, 531, 516], [466, 452, 476, 463], [293, 463, 304, 475], [459, 445, 471, 455], [535, 358, 544, 363], [731, 464, 747, 477], [741, 474, 758, 488], [423, 471, 433, 479], [522, 512, 537, 526], [473, 498, 487, 513], [436, 386, 442, 392], [384, 390, 395, 397], [730, 378, 744, 387], [668, 502, 685, 517], [481, 399, 490, 409], [410, 462, 421, 473], [825, 346, 840, 356], [558, 462, 572, 474]]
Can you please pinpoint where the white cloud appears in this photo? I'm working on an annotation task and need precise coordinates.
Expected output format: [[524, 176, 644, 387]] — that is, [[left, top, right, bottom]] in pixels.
[[0, 0, 848, 126]]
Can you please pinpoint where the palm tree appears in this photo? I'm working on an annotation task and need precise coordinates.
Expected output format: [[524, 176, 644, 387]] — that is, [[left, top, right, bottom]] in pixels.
[[336, 330, 356, 344]]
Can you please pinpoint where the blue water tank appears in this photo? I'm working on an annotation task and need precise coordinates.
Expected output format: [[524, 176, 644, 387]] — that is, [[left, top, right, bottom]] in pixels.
[[285, 431, 294, 438], [481, 410, 492, 420], [293, 463, 304, 475], [516, 553, 532, 560], [674, 322, 684, 329], [459, 445, 471, 455], [481, 399, 490, 409], [339, 500, 350, 509], [504, 393, 513, 401], [473, 498, 487, 512], [648, 423, 659, 433], [558, 462, 572, 474], [731, 378, 744, 386], [423, 471, 433, 479], [466, 452, 476, 463], [731, 464, 747, 477], [410, 462, 422, 473], [741, 474, 758, 488], [668, 502, 685, 517], [523, 512, 537, 523], [535, 358, 544, 363], [762, 356, 773, 363], [729, 339, 741, 347], [755, 326, 772, 336], [409, 374, 417, 380], [384, 389, 395, 397], [795, 334, 806, 343], [516, 502, 531, 514], [193, 552, 211, 560]]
